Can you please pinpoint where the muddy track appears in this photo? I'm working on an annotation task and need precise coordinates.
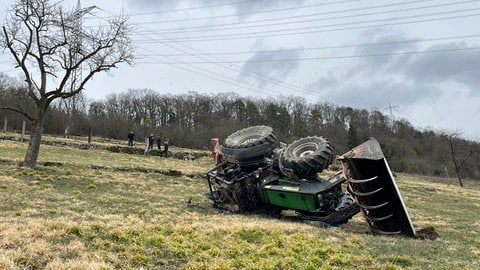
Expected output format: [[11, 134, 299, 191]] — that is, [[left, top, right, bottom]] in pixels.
[[1, 135, 210, 160]]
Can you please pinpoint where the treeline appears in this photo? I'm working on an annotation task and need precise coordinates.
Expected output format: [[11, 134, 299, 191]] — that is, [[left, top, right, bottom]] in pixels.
[[1, 87, 479, 180]]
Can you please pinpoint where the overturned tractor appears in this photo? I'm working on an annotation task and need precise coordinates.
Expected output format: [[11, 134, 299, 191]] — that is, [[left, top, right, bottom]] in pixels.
[[205, 126, 415, 237]]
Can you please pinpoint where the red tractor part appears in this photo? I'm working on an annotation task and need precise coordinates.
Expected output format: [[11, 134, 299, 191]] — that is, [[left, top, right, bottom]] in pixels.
[[211, 138, 221, 165]]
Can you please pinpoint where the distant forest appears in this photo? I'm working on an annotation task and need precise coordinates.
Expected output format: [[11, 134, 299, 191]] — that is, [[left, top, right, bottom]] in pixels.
[[1, 87, 479, 181]]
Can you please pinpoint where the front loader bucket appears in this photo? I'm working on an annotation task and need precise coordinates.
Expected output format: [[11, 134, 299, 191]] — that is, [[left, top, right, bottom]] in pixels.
[[338, 138, 415, 237]]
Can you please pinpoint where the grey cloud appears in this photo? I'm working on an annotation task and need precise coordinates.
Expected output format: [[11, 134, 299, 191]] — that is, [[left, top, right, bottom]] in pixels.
[[238, 48, 303, 89], [347, 28, 419, 76], [307, 29, 463, 108], [350, 29, 480, 96], [126, 0, 306, 17], [308, 74, 337, 90], [308, 28, 480, 110], [340, 80, 438, 108], [355, 28, 416, 54], [126, 0, 177, 10], [401, 42, 480, 91], [307, 73, 438, 109], [221, 0, 306, 16]]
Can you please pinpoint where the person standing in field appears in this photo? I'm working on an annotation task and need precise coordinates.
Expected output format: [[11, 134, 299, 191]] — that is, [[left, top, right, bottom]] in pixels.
[[127, 131, 134, 147], [148, 134, 154, 150], [156, 135, 162, 151], [145, 133, 154, 155], [162, 139, 169, 157]]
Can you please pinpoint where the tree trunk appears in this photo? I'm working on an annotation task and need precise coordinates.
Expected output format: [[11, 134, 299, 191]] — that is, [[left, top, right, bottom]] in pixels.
[[454, 169, 464, 187], [458, 178, 464, 187], [23, 110, 45, 169]]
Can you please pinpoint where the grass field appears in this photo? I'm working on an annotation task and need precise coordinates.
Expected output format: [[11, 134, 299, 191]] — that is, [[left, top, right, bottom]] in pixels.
[[1, 134, 479, 269]]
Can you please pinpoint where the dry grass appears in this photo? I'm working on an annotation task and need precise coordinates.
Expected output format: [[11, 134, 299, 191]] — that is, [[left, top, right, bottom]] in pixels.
[[1, 136, 480, 269]]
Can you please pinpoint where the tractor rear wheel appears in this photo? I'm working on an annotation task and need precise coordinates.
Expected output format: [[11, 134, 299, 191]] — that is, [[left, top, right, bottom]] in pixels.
[[224, 125, 278, 148], [280, 136, 333, 179], [221, 126, 278, 166]]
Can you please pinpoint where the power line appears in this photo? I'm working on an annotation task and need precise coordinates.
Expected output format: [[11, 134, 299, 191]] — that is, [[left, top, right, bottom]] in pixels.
[[135, 10, 480, 43], [131, 0, 359, 24], [134, 43, 351, 104], [133, 0, 480, 34], [128, 21, 360, 104], [92, 5, 480, 108], [135, 34, 480, 57], [131, 0, 429, 31], [393, 106, 425, 128], [96, 10, 361, 106], [92, 10, 322, 101], [136, 46, 480, 64], [135, 44, 304, 100], [132, 40, 352, 104], [127, 0, 259, 16]]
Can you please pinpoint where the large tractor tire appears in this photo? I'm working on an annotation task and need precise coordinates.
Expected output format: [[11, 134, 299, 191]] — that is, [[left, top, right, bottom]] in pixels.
[[224, 125, 278, 148], [280, 136, 334, 179], [221, 126, 278, 166]]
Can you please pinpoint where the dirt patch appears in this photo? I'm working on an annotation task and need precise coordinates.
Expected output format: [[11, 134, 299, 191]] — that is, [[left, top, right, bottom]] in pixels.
[[0, 159, 21, 166], [115, 166, 182, 176], [106, 145, 210, 160], [43, 162, 63, 167], [415, 226, 440, 240], [87, 165, 201, 178], [106, 146, 144, 155]]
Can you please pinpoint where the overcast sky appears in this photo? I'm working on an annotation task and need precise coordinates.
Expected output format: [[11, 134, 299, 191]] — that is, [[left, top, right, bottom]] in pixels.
[[1, 0, 480, 139]]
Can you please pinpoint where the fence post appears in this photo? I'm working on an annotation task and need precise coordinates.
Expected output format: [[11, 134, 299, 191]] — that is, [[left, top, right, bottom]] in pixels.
[[88, 127, 92, 144], [21, 121, 26, 142]]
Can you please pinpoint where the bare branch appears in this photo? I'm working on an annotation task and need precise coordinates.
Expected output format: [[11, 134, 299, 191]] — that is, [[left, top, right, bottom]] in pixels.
[[0, 105, 35, 121]]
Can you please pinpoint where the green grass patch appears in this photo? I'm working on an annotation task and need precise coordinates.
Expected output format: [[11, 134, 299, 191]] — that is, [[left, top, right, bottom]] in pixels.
[[0, 138, 479, 269]]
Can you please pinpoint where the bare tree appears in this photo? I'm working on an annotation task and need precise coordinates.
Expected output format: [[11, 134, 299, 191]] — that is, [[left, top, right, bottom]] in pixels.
[[443, 130, 478, 187], [0, 0, 134, 168]]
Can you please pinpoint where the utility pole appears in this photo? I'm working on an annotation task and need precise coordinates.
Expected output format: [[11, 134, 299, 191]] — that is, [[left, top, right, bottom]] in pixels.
[[70, 0, 96, 103], [72, 0, 96, 93], [385, 101, 398, 128], [65, 0, 96, 138]]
